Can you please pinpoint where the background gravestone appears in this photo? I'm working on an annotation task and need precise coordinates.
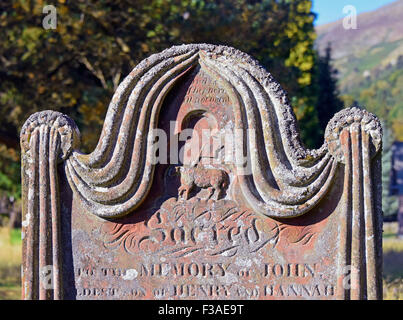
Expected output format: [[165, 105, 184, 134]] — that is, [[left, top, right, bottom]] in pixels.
[[20, 44, 383, 300], [390, 141, 403, 238]]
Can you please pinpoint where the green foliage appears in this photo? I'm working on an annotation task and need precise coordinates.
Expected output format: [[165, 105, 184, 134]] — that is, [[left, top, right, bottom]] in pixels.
[[341, 62, 402, 217], [0, 0, 324, 199], [313, 43, 342, 133], [341, 57, 403, 142], [0, 146, 20, 199]]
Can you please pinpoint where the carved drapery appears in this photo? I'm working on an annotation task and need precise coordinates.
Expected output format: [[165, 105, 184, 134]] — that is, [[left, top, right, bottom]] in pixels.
[[20, 44, 383, 300], [20, 111, 80, 299], [63, 44, 338, 219], [326, 109, 382, 300]]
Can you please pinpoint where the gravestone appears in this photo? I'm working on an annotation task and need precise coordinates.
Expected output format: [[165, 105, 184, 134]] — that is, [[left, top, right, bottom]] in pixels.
[[390, 141, 403, 238], [20, 44, 383, 300]]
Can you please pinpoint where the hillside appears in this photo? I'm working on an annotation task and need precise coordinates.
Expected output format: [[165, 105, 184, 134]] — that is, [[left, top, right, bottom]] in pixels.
[[315, 0, 403, 140]]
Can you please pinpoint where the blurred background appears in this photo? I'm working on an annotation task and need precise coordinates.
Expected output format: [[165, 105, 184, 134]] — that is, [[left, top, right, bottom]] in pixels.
[[0, 0, 402, 300]]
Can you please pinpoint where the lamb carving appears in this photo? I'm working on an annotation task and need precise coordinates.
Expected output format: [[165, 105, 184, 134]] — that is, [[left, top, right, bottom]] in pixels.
[[176, 164, 229, 200]]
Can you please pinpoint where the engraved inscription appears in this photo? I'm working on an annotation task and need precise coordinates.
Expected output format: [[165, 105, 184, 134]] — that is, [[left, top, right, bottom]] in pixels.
[[102, 197, 317, 258], [75, 263, 335, 299], [183, 72, 230, 105]]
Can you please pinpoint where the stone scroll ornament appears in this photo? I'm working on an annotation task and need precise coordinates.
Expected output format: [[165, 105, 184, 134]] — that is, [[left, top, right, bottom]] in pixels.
[[20, 44, 383, 300]]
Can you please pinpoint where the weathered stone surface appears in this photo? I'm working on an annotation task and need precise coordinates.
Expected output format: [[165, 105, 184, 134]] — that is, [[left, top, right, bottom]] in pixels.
[[20, 44, 383, 300]]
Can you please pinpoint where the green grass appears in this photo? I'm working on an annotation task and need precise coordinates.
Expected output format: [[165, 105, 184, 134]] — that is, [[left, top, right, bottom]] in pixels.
[[0, 227, 21, 300], [383, 222, 403, 300], [9, 228, 21, 245], [0, 284, 20, 300]]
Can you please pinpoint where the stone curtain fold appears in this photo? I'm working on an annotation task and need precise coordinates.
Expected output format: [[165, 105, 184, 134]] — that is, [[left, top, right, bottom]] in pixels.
[[21, 111, 80, 300]]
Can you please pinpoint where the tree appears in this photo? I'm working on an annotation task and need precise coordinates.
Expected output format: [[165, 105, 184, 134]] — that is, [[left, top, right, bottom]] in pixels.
[[314, 43, 343, 134]]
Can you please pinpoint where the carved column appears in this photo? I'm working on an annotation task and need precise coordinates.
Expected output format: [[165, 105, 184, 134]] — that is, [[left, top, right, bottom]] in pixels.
[[20, 111, 80, 300], [326, 108, 383, 300]]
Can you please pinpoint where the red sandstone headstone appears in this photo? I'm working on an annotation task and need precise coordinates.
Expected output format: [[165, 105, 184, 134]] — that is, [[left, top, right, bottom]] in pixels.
[[20, 44, 383, 300]]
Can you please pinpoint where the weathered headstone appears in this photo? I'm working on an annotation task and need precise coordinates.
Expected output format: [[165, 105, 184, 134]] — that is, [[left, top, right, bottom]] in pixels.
[[20, 44, 383, 300], [390, 141, 403, 238]]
